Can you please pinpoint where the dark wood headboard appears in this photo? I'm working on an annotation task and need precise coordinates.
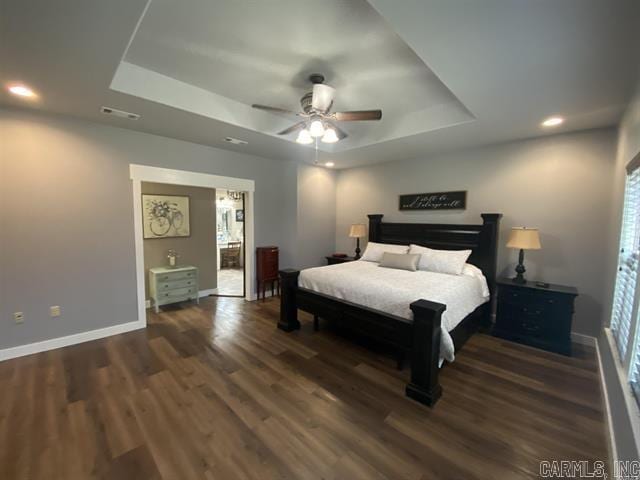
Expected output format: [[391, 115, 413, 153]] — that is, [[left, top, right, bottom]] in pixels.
[[368, 213, 502, 295]]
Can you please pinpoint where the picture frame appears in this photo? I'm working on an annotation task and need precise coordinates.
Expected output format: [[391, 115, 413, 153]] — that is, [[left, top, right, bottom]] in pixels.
[[142, 194, 191, 239], [399, 191, 467, 211], [236, 209, 244, 222]]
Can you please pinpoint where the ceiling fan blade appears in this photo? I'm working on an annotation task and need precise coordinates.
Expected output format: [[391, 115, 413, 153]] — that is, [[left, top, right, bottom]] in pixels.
[[334, 110, 382, 121], [329, 122, 348, 140], [277, 121, 306, 135], [252, 104, 298, 115], [311, 84, 335, 113]]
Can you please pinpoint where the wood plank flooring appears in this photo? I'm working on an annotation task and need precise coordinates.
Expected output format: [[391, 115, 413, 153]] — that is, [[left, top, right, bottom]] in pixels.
[[0, 297, 608, 479]]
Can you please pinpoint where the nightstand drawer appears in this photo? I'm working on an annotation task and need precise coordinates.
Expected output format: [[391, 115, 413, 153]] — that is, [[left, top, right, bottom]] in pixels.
[[496, 302, 552, 338], [501, 287, 572, 307]]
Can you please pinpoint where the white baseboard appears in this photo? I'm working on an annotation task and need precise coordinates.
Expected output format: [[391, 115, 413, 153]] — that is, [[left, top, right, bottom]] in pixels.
[[0, 319, 145, 362], [571, 331, 597, 347], [145, 288, 219, 308]]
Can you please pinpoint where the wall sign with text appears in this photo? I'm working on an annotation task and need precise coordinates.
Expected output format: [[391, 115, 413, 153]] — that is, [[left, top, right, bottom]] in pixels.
[[399, 191, 467, 211]]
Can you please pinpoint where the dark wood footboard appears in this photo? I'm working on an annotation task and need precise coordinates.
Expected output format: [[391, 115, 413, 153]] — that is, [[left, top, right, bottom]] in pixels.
[[278, 268, 446, 407]]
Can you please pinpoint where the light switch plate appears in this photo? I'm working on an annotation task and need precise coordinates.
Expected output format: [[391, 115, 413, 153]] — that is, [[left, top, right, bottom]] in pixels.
[[50, 306, 61, 317], [14, 312, 24, 324]]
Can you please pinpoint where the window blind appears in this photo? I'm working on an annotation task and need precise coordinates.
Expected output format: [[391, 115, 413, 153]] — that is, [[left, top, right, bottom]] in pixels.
[[631, 341, 640, 402], [611, 167, 640, 359]]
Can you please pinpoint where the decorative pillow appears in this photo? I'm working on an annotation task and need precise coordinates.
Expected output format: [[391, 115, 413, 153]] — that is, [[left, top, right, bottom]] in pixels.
[[360, 242, 409, 262], [408, 244, 472, 275], [379, 252, 421, 271]]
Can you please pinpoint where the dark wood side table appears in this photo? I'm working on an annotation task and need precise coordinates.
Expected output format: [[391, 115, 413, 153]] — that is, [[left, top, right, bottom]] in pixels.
[[256, 246, 279, 300], [326, 255, 356, 265], [493, 277, 578, 356]]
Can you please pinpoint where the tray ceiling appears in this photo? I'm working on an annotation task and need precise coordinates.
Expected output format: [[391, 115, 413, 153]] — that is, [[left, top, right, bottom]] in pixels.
[[113, 0, 474, 152]]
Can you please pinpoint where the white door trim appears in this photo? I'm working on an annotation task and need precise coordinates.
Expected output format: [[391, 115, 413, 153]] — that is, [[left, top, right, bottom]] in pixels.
[[130, 164, 256, 327]]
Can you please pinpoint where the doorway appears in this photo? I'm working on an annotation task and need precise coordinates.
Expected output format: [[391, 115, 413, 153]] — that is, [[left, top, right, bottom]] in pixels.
[[129, 164, 256, 327], [215, 189, 246, 297]]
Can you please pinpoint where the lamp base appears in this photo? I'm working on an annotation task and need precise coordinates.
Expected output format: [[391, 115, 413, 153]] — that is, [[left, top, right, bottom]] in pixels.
[[512, 248, 526, 284], [354, 238, 361, 260]]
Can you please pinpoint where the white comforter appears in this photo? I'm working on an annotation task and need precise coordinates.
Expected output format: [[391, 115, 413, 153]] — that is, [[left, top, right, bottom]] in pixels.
[[299, 260, 489, 363]]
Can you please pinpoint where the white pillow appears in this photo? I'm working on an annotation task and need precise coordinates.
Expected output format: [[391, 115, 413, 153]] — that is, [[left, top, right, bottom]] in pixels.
[[408, 244, 472, 275], [462, 263, 490, 297], [360, 242, 409, 262]]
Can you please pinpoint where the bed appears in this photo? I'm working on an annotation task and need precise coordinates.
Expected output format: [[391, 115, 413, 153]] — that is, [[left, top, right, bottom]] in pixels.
[[278, 213, 502, 407]]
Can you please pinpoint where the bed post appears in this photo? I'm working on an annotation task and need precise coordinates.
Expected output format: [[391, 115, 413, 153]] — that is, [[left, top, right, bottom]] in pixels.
[[368, 214, 383, 242], [406, 299, 446, 407], [278, 269, 301, 332], [479, 213, 502, 297], [479, 213, 502, 329]]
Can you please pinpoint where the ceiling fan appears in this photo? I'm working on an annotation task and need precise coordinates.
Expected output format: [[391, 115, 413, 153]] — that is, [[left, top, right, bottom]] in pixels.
[[252, 73, 382, 144]]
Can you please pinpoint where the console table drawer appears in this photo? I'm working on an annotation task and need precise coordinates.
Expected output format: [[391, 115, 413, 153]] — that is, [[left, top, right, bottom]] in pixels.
[[156, 278, 197, 292], [156, 270, 197, 282], [157, 286, 197, 299]]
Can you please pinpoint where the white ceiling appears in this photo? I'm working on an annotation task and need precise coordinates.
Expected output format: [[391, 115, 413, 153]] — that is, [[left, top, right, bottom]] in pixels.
[[1, 0, 639, 168]]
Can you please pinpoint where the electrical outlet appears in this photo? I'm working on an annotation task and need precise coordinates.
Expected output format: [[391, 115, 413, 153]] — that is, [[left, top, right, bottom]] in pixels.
[[13, 312, 24, 324], [50, 306, 61, 317]]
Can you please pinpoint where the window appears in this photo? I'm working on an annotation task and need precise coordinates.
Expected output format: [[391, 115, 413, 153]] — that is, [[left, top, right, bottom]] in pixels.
[[611, 159, 640, 405], [611, 167, 640, 359]]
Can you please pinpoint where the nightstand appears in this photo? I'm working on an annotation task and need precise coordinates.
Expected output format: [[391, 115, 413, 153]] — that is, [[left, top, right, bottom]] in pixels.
[[326, 255, 356, 265], [493, 277, 578, 356]]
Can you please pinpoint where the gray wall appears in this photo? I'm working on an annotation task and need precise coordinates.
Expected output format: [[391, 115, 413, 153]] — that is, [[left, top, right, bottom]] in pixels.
[[335, 128, 617, 336], [295, 164, 336, 269], [141, 182, 217, 299], [599, 77, 640, 462], [0, 107, 304, 349]]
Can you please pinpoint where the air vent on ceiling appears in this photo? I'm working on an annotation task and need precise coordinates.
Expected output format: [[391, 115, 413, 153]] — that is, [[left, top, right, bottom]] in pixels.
[[101, 106, 140, 120], [224, 137, 248, 145]]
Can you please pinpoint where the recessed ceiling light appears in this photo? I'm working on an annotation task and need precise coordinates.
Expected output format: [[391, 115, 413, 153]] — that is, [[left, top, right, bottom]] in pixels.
[[541, 116, 564, 127], [325, 162, 335, 167], [101, 106, 140, 120], [8, 84, 35, 98], [224, 136, 248, 145]]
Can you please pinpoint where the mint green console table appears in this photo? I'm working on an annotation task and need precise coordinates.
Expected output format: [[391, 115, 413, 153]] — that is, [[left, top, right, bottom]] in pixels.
[[149, 265, 199, 313]]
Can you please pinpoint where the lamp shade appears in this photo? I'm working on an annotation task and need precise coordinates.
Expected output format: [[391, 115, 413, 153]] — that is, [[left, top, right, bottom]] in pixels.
[[349, 224, 367, 238], [506, 227, 541, 250]]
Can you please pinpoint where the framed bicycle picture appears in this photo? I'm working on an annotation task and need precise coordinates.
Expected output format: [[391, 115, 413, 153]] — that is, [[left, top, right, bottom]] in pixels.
[[142, 194, 191, 239]]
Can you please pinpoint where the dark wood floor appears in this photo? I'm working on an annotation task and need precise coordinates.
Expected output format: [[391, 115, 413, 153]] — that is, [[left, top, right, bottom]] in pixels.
[[0, 296, 608, 479]]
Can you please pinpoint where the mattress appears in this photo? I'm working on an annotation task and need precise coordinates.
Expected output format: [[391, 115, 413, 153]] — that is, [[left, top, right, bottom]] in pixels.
[[298, 260, 489, 363]]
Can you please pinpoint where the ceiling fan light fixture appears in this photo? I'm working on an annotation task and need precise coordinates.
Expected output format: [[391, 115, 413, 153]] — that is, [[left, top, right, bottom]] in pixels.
[[296, 129, 313, 144], [309, 119, 325, 138], [321, 127, 339, 144]]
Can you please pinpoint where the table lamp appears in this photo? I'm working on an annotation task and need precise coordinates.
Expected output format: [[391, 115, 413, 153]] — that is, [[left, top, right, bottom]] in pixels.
[[506, 227, 541, 284], [349, 224, 367, 259]]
